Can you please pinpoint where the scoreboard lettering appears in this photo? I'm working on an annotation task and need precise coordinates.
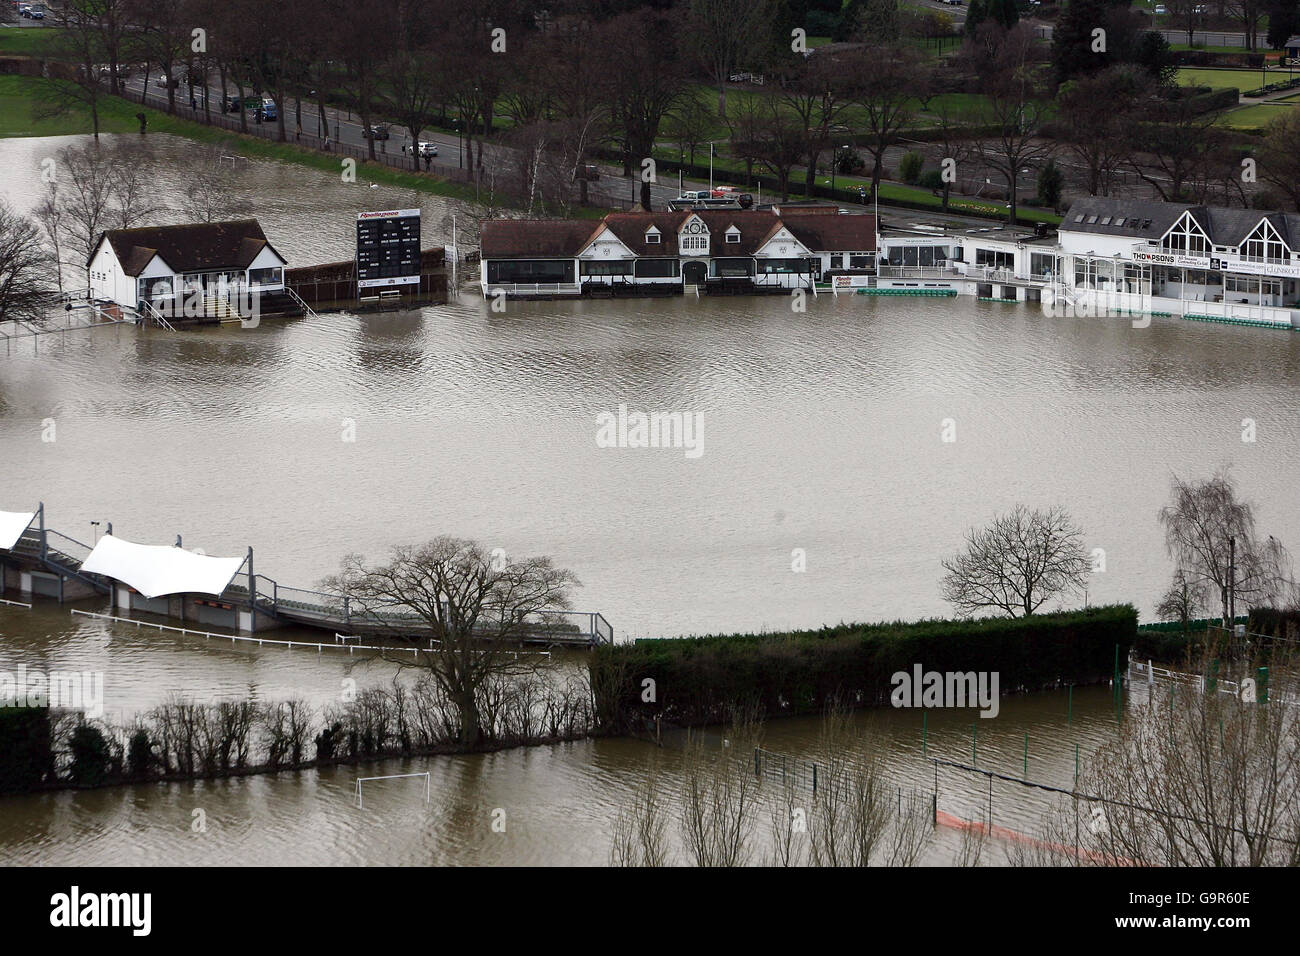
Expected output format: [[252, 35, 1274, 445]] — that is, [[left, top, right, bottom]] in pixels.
[[356, 209, 421, 290]]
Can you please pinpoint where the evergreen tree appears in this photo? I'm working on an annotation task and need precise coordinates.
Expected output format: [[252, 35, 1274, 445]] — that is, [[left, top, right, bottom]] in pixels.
[[1266, 0, 1300, 49]]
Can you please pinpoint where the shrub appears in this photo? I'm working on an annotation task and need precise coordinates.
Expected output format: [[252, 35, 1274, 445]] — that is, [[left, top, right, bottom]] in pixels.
[[918, 169, 945, 192], [126, 728, 155, 779], [68, 723, 112, 787], [591, 604, 1137, 731], [0, 706, 54, 794], [898, 151, 924, 185]]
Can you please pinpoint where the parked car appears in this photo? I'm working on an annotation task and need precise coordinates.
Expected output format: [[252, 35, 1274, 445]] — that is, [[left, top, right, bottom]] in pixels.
[[1154, 3, 1167, 12], [403, 141, 438, 158], [363, 124, 391, 140], [223, 94, 242, 113], [99, 65, 132, 80], [154, 74, 179, 89], [574, 163, 600, 181], [259, 98, 277, 121]]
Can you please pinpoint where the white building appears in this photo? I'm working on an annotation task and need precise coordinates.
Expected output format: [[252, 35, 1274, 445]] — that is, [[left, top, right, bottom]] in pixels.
[[87, 219, 288, 319], [480, 209, 877, 297], [1055, 197, 1300, 327]]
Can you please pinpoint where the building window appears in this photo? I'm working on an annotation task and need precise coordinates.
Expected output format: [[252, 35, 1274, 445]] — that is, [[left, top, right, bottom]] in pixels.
[[1030, 252, 1056, 277], [645, 233, 661, 244], [680, 235, 708, 253], [758, 258, 809, 274], [486, 260, 575, 284], [710, 257, 754, 277], [633, 258, 680, 278], [975, 248, 1014, 271], [848, 254, 874, 269], [1161, 214, 1210, 257], [248, 267, 283, 287], [1241, 222, 1288, 263], [726, 233, 740, 243], [580, 260, 634, 276]]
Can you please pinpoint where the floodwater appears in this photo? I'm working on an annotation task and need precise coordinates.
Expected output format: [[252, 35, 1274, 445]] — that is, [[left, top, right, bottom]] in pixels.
[[3, 135, 1300, 864]]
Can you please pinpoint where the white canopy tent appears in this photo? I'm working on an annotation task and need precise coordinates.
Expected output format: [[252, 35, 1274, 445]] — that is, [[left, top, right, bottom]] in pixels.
[[0, 511, 37, 551], [80, 534, 246, 599]]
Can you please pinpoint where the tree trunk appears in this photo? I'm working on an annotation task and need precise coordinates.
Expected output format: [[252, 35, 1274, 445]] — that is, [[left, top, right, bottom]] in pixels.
[[457, 692, 481, 748]]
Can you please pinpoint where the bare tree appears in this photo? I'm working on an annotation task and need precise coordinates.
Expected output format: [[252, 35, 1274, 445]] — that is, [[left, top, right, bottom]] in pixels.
[[967, 22, 1054, 225], [1156, 568, 1210, 628], [1257, 108, 1300, 212], [1080, 654, 1300, 866], [181, 145, 254, 222], [677, 707, 762, 867], [941, 504, 1091, 618], [600, 8, 690, 208], [1057, 66, 1151, 197], [0, 201, 50, 326], [610, 770, 671, 867], [1158, 470, 1293, 625], [325, 537, 579, 748], [685, 0, 777, 119], [853, 43, 932, 200]]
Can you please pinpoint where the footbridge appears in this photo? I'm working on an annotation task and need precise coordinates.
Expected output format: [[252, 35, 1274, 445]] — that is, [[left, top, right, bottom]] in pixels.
[[0, 505, 613, 648]]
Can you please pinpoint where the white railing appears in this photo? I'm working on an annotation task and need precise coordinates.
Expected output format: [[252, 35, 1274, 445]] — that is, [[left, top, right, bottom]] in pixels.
[[877, 265, 958, 279], [488, 283, 582, 296]]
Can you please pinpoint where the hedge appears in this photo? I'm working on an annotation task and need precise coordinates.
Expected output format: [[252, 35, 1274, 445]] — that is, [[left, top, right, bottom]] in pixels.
[[0, 706, 54, 794], [589, 604, 1137, 731]]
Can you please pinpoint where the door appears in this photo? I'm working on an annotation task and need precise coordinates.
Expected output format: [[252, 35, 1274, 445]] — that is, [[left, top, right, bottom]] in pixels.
[[683, 260, 707, 285]]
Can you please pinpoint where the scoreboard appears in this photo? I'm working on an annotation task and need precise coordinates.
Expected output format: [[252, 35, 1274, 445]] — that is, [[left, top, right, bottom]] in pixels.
[[356, 209, 421, 289]]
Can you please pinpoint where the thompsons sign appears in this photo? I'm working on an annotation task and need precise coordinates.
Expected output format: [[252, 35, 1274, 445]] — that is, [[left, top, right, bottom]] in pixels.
[[1132, 250, 1212, 269]]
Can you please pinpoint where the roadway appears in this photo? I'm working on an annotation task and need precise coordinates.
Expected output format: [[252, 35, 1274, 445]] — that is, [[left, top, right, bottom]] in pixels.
[[115, 69, 1048, 239]]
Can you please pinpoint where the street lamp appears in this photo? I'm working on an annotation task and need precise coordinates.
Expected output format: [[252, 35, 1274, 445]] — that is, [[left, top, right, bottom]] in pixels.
[[90, 521, 101, 544]]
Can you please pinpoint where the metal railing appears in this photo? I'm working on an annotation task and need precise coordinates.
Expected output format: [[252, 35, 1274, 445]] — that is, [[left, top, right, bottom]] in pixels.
[[282, 286, 319, 320], [139, 300, 176, 331], [219, 574, 612, 646], [487, 282, 583, 296]]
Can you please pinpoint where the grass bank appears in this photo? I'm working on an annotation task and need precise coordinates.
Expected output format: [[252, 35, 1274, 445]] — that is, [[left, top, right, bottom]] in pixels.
[[0, 75, 608, 218]]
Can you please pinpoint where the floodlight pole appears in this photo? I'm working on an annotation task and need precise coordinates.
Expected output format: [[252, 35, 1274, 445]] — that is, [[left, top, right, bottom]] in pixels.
[[247, 546, 256, 632]]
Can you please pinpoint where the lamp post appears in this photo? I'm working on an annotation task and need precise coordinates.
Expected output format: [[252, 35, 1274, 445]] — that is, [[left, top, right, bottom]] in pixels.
[[90, 521, 101, 544]]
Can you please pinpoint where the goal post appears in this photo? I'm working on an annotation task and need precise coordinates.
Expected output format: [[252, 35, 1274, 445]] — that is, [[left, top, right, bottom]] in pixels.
[[354, 771, 431, 809]]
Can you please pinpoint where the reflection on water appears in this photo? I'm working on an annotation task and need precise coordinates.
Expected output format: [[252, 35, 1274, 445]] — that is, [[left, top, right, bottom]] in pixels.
[[0, 679, 1127, 866]]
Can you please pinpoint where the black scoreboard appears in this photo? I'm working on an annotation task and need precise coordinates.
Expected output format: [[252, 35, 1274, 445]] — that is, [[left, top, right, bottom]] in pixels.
[[356, 209, 421, 289]]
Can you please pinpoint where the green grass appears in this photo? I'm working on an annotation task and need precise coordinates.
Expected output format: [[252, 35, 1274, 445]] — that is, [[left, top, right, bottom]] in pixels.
[[0, 75, 144, 136], [1175, 67, 1270, 92], [1219, 101, 1295, 129], [0, 75, 530, 210], [0, 26, 60, 58]]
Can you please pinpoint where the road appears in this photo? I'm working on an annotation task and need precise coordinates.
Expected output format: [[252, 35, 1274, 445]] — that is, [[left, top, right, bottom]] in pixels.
[[114, 69, 1052, 239]]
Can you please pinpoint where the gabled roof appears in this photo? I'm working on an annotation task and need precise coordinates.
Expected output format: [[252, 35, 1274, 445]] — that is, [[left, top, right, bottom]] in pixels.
[[92, 220, 285, 276], [781, 212, 877, 252], [480, 219, 600, 259], [481, 210, 877, 260], [1060, 197, 1190, 240], [1061, 196, 1300, 250]]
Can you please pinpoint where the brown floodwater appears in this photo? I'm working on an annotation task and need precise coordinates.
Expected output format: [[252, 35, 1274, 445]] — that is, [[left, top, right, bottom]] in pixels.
[[2, 135, 1299, 864]]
